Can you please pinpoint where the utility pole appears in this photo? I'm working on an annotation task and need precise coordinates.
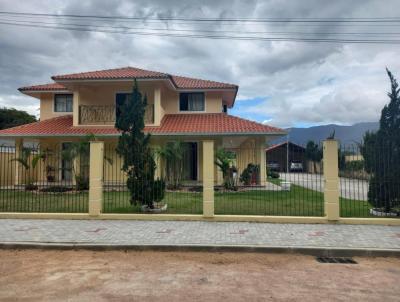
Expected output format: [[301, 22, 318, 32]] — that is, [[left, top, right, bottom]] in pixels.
[[286, 131, 290, 173]]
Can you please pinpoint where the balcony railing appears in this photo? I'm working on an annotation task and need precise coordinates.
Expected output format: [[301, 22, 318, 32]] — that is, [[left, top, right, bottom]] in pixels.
[[79, 104, 154, 125]]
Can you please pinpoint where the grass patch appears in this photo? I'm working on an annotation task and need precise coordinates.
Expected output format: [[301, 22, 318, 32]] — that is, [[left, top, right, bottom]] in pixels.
[[0, 186, 384, 217]]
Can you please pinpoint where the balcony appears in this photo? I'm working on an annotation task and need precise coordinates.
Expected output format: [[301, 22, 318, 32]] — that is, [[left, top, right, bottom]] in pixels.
[[79, 104, 155, 125]]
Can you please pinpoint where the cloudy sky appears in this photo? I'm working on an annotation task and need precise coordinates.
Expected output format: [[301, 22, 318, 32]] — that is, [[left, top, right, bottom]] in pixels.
[[0, 0, 399, 128]]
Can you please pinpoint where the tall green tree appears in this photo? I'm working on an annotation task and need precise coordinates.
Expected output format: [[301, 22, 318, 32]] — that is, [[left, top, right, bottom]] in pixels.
[[0, 108, 36, 130], [115, 81, 164, 208], [361, 68, 400, 212]]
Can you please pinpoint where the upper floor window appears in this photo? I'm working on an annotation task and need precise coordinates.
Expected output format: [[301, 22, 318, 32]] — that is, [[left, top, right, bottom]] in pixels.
[[179, 92, 205, 111], [54, 94, 73, 112]]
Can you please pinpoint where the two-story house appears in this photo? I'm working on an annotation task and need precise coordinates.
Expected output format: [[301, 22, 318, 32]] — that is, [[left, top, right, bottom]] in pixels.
[[0, 66, 285, 185]]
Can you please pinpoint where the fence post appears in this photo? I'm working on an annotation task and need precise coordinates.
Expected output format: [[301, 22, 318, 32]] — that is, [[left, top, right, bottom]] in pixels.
[[89, 141, 104, 216], [323, 139, 340, 221], [203, 140, 214, 217]]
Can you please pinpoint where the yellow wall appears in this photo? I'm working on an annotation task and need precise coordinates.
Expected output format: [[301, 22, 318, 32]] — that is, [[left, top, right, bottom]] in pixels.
[[39, 81, 224, 123], [0, 152, 15, 186], [40, 93, 72, 121], [161, 87, 223, 114]]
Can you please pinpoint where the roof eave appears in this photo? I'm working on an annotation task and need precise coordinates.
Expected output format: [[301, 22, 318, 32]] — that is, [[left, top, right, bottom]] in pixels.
[[0, 131, 286, 138]]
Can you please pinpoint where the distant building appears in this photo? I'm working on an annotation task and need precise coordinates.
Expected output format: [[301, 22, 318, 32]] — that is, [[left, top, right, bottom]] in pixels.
[[266, 142, 306, 172]]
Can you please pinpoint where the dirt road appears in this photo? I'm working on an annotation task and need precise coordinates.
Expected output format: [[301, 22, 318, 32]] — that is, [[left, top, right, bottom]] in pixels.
[[0, 250, 399, 301]]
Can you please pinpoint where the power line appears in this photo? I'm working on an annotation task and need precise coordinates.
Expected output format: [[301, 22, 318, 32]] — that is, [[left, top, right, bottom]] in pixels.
[[1, 11, 400, 23], [2, 17, 400, 37], [2, 12, 400, 28], [1, 20, 400, 44]]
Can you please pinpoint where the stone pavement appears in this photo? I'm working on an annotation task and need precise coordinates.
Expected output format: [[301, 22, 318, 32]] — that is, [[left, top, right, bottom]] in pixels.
[[0, 219, 400, 255]]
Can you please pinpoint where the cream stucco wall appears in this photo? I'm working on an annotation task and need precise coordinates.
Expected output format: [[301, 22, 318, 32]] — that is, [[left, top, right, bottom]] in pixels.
[[38, 80, 224, 124], [161, 86, 223, 114], [40, 93, 73, 121]]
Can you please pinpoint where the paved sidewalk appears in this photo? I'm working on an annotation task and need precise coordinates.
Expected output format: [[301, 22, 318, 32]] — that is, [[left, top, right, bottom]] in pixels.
[[0, 219, 400, 255]]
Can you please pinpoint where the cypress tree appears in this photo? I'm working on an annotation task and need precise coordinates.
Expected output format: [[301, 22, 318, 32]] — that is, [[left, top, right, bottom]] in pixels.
[[115, 80, 164, 208], [361, 69, 400, 212]]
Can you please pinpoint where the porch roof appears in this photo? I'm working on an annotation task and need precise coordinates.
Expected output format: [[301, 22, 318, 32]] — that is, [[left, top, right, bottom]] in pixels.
[[0, 114, 285, 137]]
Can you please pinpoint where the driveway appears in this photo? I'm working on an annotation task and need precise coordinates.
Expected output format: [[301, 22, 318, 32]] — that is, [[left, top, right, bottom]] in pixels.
[[280, 173, 369, 201]]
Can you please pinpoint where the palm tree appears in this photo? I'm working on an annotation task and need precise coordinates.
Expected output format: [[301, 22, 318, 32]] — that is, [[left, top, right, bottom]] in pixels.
[[156, 141, 186, 189], [61, 134, 112, 190], [11, 146, 49, 189], [215, 148, 236, 189]]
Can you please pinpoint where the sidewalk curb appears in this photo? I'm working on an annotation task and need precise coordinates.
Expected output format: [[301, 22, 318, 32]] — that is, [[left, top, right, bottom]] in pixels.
[[1, 242, 399, 257]]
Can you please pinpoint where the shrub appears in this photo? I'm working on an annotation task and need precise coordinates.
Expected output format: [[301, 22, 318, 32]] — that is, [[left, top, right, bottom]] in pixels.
[[75, 175, 89, 191], [25, 183, 38, 191], [240, 163, 259, 185], [268, 170, 280, 179], [344, 160, 364, 171], [40, 186, 73, 193], [128, 178, 165, 205]]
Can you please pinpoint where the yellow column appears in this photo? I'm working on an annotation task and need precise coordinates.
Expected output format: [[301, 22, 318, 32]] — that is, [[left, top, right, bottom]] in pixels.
[[259, 141, 267, 186], [323, 139, 339, 221], [89, 141, 104, 216], [202, 140, 214, 217], [153, 87, 162, 126], [14, 138, 23, 186], [73, 90, 80, 126]]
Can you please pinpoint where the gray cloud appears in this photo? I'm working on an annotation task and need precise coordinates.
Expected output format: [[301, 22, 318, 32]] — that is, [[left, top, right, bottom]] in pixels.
[[0, 0, 399, 126]]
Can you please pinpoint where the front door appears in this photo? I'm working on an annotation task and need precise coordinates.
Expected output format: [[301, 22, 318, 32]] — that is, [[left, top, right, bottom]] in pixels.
[[182, 142, 198, 181], [61, 143, 73, 181]]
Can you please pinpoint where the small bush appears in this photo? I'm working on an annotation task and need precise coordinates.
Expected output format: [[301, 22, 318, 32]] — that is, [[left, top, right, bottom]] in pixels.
[[268, 171, 280, 179], [240, 163, 259, 185], [40, 186, 73, 193], [75, 175, 89, 191], [188, 186, 203, 192], [152, 179, 166, 203], [25, 183, 38, 191], [345, 160, 364, 171]]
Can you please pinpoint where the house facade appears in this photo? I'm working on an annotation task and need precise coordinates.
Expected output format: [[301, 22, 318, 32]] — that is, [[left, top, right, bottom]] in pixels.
[[0, 66, 285, 186]]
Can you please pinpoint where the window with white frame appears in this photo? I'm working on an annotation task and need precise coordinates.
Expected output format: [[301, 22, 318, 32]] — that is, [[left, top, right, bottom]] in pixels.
[[54, 94, 73, 112], [179, 92, 205, 111]]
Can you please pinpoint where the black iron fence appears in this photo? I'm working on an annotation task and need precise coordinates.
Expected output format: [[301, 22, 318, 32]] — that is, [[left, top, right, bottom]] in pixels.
[[1, 139, 398, 219], [102, 143, 202, 214], [0, 145, 88, 213], [340, 144, 400, 218], [215, 143, 324, 216]]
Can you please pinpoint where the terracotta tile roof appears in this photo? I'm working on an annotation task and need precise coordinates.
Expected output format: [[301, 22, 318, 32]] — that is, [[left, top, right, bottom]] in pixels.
[[150, 114, 284, 134], [170, 75, 237, 89], [0, 114, 284, 137], [18, 83, 68, 92], [52, 66, 168, 81], [49, 66, 237, 89]]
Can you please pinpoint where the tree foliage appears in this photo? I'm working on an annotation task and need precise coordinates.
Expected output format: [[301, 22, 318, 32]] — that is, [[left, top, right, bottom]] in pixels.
[[157, 141, 186, 189], [0, 108, 36, 130], [115, 81, 164, 207], [215, 149, 237, 189], [361, 69, 400, 212]]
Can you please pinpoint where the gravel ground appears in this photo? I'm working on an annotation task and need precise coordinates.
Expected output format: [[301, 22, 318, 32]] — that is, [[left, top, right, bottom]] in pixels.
[[0, 250, 399, 301]]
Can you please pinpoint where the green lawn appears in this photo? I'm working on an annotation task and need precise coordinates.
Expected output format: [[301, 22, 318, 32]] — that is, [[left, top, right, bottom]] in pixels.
[[0, 185, 380, 217]]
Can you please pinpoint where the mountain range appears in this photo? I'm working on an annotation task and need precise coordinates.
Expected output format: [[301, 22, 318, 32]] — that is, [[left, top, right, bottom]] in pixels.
[[271, 122, 379, 146]]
